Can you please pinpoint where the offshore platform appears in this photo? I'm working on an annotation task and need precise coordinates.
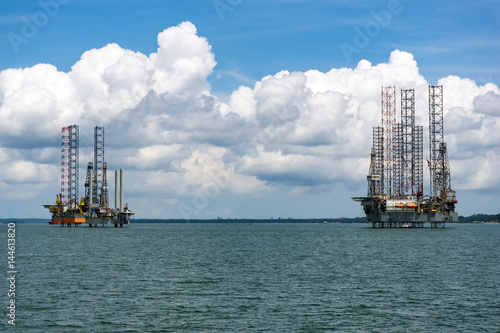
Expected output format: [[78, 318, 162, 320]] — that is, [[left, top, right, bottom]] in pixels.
[[353, 86, 458, 228], [44, 126, 134, 227]]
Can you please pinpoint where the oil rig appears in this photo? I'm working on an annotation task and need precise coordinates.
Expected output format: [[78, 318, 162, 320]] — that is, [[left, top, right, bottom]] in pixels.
[[353, 86, 458, 228], [44, 126, 134, 227]]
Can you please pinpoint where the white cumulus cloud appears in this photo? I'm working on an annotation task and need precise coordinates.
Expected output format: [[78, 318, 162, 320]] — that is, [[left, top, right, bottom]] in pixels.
[[0, 22, 499, 218]]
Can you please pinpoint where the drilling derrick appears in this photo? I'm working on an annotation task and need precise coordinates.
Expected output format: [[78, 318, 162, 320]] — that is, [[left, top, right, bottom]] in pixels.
[[60, 128, 70, 205], [414, 125, 424, 196], [93, 126, 104, 207], [372, 126, 384, 195], [381, 86, 396, 196], [61, 125, 79, 207], [401, 89, 415, 195], [428, 86, 453, 198], [353, 85, 458, 228], [69, 126, 79, 207], [392, 123, 403, 197], [43, 125, 85, 225], [87, 128, 110, 216], [429, 85, 444, 197], [427, 86, 456, 227]]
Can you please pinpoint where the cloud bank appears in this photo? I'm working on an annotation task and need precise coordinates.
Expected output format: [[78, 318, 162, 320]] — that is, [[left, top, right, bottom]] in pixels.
[[1, 22, 499, 218]]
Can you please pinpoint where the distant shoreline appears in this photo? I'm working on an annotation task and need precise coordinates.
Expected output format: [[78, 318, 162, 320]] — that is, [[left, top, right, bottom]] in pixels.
[[131, 218, 368, 224], [1, 217, 367, 224], [1, 214, 499, 224]]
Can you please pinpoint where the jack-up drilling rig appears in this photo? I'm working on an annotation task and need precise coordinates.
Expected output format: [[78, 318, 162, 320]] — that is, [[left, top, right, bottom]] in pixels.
[[352, 86, 457, 228], [44, 126, 134, 227]]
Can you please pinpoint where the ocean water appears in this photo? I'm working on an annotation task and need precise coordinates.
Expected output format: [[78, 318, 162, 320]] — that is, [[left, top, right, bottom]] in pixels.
[[2, 222, 499, 332]]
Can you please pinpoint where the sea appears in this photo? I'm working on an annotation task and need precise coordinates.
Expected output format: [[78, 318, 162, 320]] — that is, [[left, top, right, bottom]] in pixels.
[[1, 222, 499, 332]]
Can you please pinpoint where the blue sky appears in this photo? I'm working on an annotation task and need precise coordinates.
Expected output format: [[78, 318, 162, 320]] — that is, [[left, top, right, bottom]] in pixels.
[[2, 0, 499, 94], [0, 0, 499, 218]]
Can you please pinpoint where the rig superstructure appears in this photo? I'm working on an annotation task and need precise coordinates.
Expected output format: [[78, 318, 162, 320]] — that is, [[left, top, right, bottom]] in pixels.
[[353, 86, 458, 228], [44, 126, 134, 227]]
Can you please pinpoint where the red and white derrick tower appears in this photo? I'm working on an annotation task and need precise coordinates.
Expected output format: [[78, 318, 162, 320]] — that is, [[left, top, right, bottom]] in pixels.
[[61, 125, 79, 206]]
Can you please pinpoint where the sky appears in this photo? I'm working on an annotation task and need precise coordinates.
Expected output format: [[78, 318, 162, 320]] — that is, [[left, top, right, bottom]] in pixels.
[[0, 0, 499, 219]]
